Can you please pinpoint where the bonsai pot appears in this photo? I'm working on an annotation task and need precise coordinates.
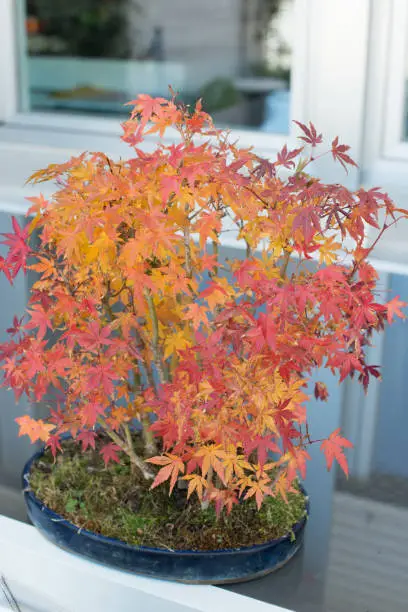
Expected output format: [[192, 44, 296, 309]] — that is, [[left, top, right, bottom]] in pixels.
[[23, 449, 309, 585]]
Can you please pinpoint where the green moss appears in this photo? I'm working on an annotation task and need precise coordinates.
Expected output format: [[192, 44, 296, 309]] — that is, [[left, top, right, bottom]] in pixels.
[[29, 440, 307, 551]]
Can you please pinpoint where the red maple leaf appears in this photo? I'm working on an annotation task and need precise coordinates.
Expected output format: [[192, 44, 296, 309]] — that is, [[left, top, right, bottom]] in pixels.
[[331, 137, 358, 171], [81, 401, 105, 427], [126, 93, 167, 122], [293, 121, 323, 146], [77, 322, 114, 352], [244, 436, 281, 467], [25, 304, 52, 340], [358, 364, 381, 392], [293, 206, 321, 243], [276, 145, 303, 169], [6, 315, 24, 336], [327, 351, 363, 382], [147, 454, 185, 494], [23, 351, 45, 378], [233, 258, 259, 289], [253, 158, 276, 179], [386, 295, 406, 324], [77, 430, 97, 451], [86, 362, 117, 395], [1, 217, 31, 276], [160, 175, 181, 202], [0, 255, 13, 284], [166, 143, 184, 168], [314, 381, 329, 401], [287, 448, 311, 481], [46, 434, 62, 457], [100, 442, 121, 466], [320, 428, 353, 476], [194, 212, 222, 250], [258, 312, 277, 351]]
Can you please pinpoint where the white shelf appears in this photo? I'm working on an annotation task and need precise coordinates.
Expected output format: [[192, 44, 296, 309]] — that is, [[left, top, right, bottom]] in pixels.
[[0, 515, 292, 612]]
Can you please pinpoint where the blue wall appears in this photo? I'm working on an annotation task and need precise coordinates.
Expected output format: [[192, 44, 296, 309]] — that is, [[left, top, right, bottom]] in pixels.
[[373, 273, 408, 478]]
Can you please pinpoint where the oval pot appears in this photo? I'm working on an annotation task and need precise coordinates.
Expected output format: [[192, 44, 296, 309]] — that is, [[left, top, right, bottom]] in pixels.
[[22, 450, 309, 584]]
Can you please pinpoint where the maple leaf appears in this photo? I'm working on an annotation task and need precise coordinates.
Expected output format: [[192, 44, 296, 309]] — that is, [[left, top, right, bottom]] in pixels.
[[233, 258, 259, 289], [331, 137, 358, 171], [258, 312, 277, 351], [147, 454, 185, 494], [26, 193, 50, 216], [126, 93, 167, 122], [25, 304, 52, 340], [286, 448, 311, 481], [76, 322, 114, 352], [86, 362, 117, 395], [223, 452, 252, 483], [293, 120, 323, 146], [183, 474, 208, 500], [160, 175, 181, 202], [244, 436, 281, 468], [81, 401, 105, 427], [23, 347, 45, 378], [314, 381, 329, 401], [320, 428, 353, 476], [194, 212, 222, 250], [328, 351, 363, 382], [199, 282, 229, 310], [46, 434, 62, 457], [77, 430, 97, 451], [100, 443, 121, 467], [276, 145, 303, 169], [318, 236, 341, 266], [243, 477, 273, 510], [253, 157, 276, 179], [386, 295, 406, 324], [358, 364, 381, 392], [15, 415, 54, 443], [29, 256, 56, 279], [163, 331, 191, 360], [195, 445, 227, 483], [1, 217, 30, 276], [293, 206, 321, 243], [166, 143, 185, 168], [184, 303, 208, 329], [6, 315, 24, 336], [0, 255, 13, 284]]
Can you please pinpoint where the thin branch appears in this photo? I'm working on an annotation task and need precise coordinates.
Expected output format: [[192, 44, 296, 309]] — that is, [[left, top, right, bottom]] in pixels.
[[98, 418, 154, 480], [280, 250, 291, 280], [183, 225, 193, 278], [245, 239, 252, 258], [211, 238, 219, 277], [145, 289, 167, 384]]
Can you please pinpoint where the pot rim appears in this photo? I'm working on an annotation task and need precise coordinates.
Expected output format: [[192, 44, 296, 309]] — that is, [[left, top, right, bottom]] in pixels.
[[23, 448, 309, 557]]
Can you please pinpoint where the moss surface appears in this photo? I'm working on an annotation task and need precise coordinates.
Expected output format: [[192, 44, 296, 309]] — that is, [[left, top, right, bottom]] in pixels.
[[29, 439, 307, 551]]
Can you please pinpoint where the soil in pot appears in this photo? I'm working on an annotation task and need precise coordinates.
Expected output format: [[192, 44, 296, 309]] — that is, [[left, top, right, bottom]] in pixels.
[[28, 437, 307, 552]]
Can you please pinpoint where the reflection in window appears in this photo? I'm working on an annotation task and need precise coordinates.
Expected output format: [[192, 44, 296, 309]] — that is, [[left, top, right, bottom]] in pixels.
[[23, 0, 294, 132]]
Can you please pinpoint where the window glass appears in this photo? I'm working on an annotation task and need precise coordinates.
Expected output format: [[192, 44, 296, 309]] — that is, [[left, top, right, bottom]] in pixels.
[[23, 0, 294, 132]]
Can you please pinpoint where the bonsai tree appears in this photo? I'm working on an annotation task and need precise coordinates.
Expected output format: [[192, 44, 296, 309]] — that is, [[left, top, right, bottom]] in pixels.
[[1, 94, 406, 514]]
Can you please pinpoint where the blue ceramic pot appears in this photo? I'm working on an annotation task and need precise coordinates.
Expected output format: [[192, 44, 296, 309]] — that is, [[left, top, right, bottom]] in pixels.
[[22, 450, 309, 584]]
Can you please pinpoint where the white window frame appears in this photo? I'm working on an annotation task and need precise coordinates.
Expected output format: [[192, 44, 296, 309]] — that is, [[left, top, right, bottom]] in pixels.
[[0, 0, 312, 160], [381, 0, 408, 160], [362, 0, 408, 188]]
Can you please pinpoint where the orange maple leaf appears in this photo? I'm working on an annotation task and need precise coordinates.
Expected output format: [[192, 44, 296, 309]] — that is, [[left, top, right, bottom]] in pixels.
[[16, 415, 54, 443], [321, 428, 353, 477]]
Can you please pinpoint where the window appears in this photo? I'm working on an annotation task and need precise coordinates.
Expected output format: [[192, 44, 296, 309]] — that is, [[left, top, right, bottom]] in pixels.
[[21, 0, 295, 133]]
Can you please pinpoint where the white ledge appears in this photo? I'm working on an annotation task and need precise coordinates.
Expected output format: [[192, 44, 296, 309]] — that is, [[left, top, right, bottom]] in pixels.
[[0, 515, 291, 612]]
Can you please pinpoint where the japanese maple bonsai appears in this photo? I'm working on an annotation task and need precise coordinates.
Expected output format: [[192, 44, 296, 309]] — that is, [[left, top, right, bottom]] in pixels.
[[0, 94, 406, 583]]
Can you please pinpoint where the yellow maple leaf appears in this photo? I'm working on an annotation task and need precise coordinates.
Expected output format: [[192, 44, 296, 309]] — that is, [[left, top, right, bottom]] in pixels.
[[317, 235, 341, 266], [163, 330, 191, 360]]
